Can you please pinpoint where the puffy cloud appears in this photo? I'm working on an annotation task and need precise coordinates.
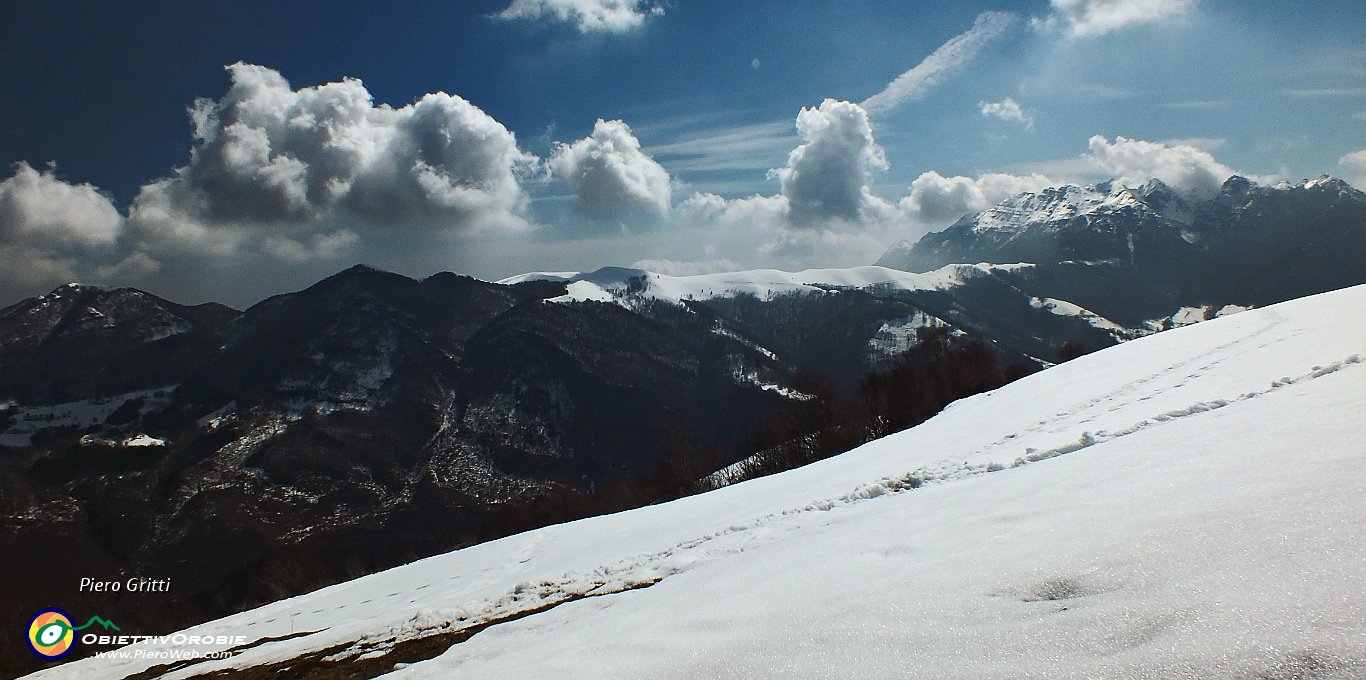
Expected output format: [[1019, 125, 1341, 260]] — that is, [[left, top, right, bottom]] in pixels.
[[676, 191, 786, 229], [676, 191, 789, 231], [549, 119, 672, 224], [862, 12, 1019, 115], [497, 0, 662, 33], [979, 98, 1033, 127], [127, 63, 533, 261], [1040, 0, 1195, 38], [1086, 134, 1235, 196], [670, 101, 907, 268], [898, 135, 1259, 234], [350, 92, 532, 229], [0, 162, 124, 295], [899, 171, 1056, 226], [0, 162, 122, 250], [1339, 149, 1366, 189], [772, 99, 888, 226], [586, 124, 1260, 274]]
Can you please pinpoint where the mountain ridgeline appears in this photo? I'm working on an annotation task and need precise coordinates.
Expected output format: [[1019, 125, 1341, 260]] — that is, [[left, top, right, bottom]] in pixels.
[[0, 264, 1035, 674], [0, 173, 1363, 676], [878, 175, 1366, 324]]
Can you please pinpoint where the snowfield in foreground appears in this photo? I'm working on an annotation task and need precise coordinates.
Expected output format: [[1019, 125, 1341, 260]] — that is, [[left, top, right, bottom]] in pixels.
[[31, 285, 1366, 679]]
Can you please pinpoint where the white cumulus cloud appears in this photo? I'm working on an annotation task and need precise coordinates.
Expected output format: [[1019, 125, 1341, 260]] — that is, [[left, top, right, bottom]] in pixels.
[[862, 11, 1019, 115], [772, 99, 889, 226], [497, 0, 662, 33], [899, 171, 1056, 227], [549, 119, 672, 224], [0, 162, 122, 250], [126, 63, 534, 262], [672, 101, 909, 269], [900, 134, 1266, 237], [979, 98, 1033, 128], [1086, 134, 1236, 196], [676, 192, 789, 232], [1339, 149, 1366, 189], [0, 162, 125, 295], [1040, 0, 1196, 38]]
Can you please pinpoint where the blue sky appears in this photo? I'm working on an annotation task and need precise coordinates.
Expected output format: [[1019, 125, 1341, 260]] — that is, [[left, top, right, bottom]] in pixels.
[[1, 0, 1364, 306]]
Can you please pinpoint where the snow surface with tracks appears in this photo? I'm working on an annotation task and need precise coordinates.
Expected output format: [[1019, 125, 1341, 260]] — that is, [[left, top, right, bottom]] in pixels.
[[29, 285, 1366, 680]]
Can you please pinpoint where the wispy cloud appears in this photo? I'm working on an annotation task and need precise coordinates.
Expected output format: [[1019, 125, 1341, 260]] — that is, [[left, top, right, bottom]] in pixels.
[[496, 0, 663, 33], [1073, 83, 1136, 100], [674, 178, 778, 196], [1037, 0, 1196, 38], [1160, 100, 1236, 109], [1285, 87, 1366, 99], [629, 258, 744, 276], [862, 11, 1020, 115], [646, 120, 797, 173]]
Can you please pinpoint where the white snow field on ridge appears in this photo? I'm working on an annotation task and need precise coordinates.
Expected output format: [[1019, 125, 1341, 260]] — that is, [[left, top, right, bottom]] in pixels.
[[31, 285, 1366, 679], [497, 263, 1022, 304]]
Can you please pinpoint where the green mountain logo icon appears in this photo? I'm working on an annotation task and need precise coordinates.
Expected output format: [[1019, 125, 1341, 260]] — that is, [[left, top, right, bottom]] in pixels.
[[74, 616, 120, 632]]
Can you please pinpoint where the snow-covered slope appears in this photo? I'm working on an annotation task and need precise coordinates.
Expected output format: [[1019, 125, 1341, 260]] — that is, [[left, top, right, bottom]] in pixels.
[[31, 285, 1366, 679]]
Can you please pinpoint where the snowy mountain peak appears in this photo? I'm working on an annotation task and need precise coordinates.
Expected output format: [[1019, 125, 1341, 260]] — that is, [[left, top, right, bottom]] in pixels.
[[880, 173, 1366, 275], [1139, 177, 1176, 196], [1300, 174, 1359, 194], [961, 179, 1172, 236], [1218, 174, 1254, 196], [319, 263, 406, 286], [40, 282, 103, 300]]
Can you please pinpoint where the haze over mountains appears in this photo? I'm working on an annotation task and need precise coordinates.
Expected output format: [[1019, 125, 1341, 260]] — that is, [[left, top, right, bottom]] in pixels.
[[3, 174, 1364, 677]]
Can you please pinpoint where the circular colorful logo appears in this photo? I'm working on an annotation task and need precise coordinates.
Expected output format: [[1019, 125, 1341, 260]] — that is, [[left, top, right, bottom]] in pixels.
[[27, 609, 75, 659]]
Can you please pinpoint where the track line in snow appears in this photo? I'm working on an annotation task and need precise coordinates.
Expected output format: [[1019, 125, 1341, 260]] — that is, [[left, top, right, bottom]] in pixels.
[[149, 351, 1364, 679]]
